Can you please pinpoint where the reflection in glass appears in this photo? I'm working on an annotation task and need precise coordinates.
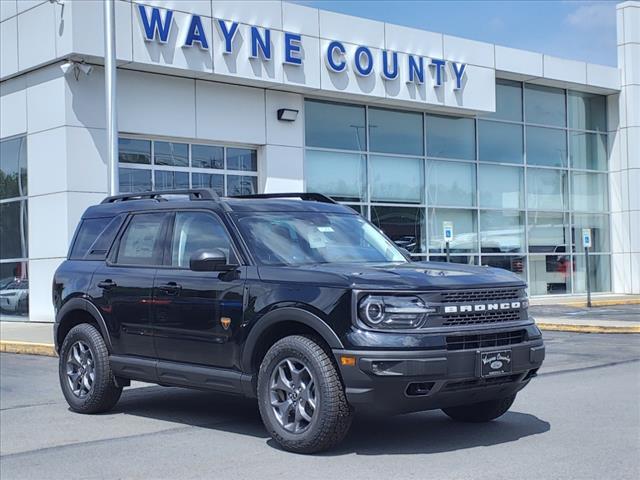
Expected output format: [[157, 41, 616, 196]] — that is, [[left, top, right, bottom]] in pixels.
[[574, 254, 610, 293], [192, 173, 224, 195], [227, 175, 257, 196], [527, 168, 567, 210], [483, 79, 522, 122], [305, 100, 366, 151], [526, 126, 567, 167], [478, 121, 523, 164], [227, 148, 257, 171], [305, 150, 366, 202], [528, 211, 569, 253], [525, 84, 566, 127], [369, 108, 423, 156], [371, 206, 425, 254], [155, 170, 189, 190], [0, 136, 27, 199], [192, 144, 224, 169], [568, 91, 606, 132], [571, 172, 608, 212], [426, 115, 475, 160], [370, 155, 423, 204], [118, 138, 151, 164], [0, 261, 28, 317], [529, 255, 572, 295], [428, 208, 477, 253], [480, 210, 525, 253], [154, 141, 188, 167], [481, 255, 527, 281], [572, 213, 610, 253], [429, 255, 477, 265], [478, 164, 523, 209], [570, 131, 607, 171], [426, 160, 476, 207], [118, 168, 151, 193], [0, 201, 28, 260]]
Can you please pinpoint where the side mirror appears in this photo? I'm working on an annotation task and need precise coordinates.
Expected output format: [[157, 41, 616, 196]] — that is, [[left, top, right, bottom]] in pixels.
[[189, 249, 235, 272]]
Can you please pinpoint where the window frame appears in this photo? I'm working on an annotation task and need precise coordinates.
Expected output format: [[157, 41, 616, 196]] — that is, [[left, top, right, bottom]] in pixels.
[[108, 212, 172, 268]]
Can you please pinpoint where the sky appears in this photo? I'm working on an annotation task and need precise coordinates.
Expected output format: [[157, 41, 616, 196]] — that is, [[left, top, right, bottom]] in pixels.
[[293, 1, 618, 66]]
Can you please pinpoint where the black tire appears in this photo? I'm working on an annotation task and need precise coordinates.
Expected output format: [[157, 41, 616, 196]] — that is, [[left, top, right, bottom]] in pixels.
[[442, 393, 516, 423], [58, 323, 122, 414], [257, 335, 353, 454]]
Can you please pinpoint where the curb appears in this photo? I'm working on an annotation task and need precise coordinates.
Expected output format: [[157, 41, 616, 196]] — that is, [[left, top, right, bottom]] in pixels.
[[538, 323, 640, 334], [0, 341, 57, 357]]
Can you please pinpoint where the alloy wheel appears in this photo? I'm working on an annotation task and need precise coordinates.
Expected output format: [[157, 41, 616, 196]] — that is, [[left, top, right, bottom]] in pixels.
[[66, 340, 95, 398], [269, 358, 317, 433]]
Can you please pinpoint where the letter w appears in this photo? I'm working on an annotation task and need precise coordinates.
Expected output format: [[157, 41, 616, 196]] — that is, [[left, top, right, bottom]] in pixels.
[[138, 5, 173, 43]]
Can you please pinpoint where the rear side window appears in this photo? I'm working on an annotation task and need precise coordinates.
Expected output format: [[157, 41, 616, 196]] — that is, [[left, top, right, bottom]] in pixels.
[[70, 216, 124, 260], [115, 213, 168, 266]]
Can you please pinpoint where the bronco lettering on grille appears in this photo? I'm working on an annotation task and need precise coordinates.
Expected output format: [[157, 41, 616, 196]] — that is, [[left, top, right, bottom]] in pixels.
[[443, 301, 522, 314]]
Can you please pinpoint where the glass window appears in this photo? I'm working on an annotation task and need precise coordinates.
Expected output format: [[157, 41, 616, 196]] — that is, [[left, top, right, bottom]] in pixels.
[[574, 254, 610, 293], [572, 214, 610, 253], [480, 210, 525, 253], [524, 84, 566, 127], [526, 126, 567, 167], [371, 206, 426, 254], [118, 168, 151, 193], [154, 141, 188, 167], [0, 261, 28, 317], [118, 138, 151, 165], [368, 108, 423, 156], [428, 208, 477, 253], [370, 155, 423, 204], [481, 255, 527, 281], [528, 211, 570, 253], [0, 136, 27, 199], [0, 201, 28, 260], [529, 255, 572, 295], [227, 148, 257, 171], [429, 255, 478, 265], [478, 120, 523, 164], [305, 150, 366, 202], [116, 213, 167, 266], [571, 172, 608, 212], [192, 173, 224, 195], [568, 91, 606, 132], [171, 212, 234, 267], [227, 175, 257, 196], [305, 100, 366, 151], [70, 217, 113, 259], [527, 168, 568, 210], [426, 114, 475, 160], [192, 145, 223, 169], [154, 170, 189, 190], [570, 131, 607, 171], [426, 160, 475, 207], [478, 164, 524, 209], [484, 79, 522, 122]]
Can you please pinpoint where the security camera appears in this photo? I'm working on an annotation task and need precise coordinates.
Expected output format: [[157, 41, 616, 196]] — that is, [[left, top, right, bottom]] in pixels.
[[60, 61, 74, 75], [77, 63, 93, 75], [60, 60, 92, 80]]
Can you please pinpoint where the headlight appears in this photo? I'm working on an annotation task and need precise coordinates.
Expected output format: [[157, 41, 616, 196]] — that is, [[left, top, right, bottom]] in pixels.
[[358, 295, 436, 329]]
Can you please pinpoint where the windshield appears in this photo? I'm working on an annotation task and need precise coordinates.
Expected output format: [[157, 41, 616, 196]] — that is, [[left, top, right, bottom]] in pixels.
[[235, 212, 407, 266]]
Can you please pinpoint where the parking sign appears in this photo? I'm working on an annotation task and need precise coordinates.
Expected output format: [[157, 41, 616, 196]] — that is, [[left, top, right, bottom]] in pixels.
[[582, 228, 592, 248], [443, 222, 454, 242]]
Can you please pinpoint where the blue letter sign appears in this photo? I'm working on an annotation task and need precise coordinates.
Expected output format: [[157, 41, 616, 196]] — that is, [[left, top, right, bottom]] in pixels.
[[284, 33, 302, 65], [218, 20, 239, 54], [250, 26, 271, 60], [184, 15, 208, 49], [138, 5, 173, 43], [326, 41, 346, 72], [381, 50, 398, 80]]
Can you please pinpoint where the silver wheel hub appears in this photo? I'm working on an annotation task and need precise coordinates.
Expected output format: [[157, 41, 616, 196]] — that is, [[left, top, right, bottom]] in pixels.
[[269, 358, 317, 434], [66, 340, 95, 398]]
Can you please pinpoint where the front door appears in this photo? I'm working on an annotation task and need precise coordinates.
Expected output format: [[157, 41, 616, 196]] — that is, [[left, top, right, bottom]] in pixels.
[[152, 211, 245, 368], [91, 212, 171, 358]]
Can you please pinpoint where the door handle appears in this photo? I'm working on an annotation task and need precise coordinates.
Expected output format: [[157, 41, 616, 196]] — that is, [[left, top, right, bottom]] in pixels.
[[97, 280, 116, 289], [159, 282, 182, 294]]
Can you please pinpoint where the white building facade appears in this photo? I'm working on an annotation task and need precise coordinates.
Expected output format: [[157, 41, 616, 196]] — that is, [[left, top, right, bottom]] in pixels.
[[0, 0, 638, 322]]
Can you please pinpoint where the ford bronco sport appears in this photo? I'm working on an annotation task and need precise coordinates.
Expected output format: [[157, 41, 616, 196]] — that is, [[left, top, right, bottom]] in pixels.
[[53, 189, 545, 453]]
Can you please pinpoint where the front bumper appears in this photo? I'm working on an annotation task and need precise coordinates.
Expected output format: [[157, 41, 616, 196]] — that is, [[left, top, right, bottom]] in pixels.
[[333, 338, 545, 414]]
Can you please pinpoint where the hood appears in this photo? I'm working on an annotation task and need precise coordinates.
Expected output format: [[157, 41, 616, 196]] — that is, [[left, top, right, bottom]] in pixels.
[[257, 261, 525, 290]]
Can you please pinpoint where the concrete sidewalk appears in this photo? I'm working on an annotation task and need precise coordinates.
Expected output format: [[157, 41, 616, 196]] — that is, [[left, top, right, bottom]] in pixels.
[[0, 321, 55, 356]]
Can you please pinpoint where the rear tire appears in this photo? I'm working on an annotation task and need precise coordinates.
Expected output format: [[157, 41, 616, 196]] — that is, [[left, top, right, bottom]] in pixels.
[[257, 335, 353, 454], [442, 393, 516, 423], [58, 323, 122, 414]]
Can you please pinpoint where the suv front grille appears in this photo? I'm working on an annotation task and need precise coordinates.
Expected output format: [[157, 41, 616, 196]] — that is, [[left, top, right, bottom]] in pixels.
[[445, 330, 526, 351], [443, 310, 522, 326], [440, 288, 521, 303]]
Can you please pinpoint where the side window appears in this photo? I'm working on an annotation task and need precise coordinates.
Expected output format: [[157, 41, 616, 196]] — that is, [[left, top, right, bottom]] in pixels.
[[171, 212, 235, 268], [70, 215, 125, 260], [116, 213, 167, 266]]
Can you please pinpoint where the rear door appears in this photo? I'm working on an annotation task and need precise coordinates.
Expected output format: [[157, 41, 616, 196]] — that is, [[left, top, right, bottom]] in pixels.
[[152, 210, 245, 368], [91, 212, 170, 358]]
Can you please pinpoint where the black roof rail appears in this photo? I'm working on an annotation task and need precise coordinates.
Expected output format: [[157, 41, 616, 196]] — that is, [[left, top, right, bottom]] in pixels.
[[101, 189, 220, 204], [230, 192, 337, 204]]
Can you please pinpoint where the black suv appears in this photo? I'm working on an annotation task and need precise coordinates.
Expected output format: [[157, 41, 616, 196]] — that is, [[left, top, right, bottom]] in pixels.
[[53, 189, 545, 453]]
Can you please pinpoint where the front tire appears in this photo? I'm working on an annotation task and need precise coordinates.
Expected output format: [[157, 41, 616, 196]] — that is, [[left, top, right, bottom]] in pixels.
[[58, 323, 122, 414], [257, 335, 353, 454], [442, 393, 516, 423]]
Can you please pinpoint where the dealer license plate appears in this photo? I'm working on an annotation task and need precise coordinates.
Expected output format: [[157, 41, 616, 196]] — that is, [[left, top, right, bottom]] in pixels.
[[480, 350, 512, 377]]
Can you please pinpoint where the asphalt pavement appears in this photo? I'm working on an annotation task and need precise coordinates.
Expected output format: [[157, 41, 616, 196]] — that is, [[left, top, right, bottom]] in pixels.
[[1, 331, 639, 480]]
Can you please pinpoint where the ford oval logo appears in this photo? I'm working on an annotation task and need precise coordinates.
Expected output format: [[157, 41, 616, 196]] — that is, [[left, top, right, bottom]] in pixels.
[[490, 361, 503, 370]]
